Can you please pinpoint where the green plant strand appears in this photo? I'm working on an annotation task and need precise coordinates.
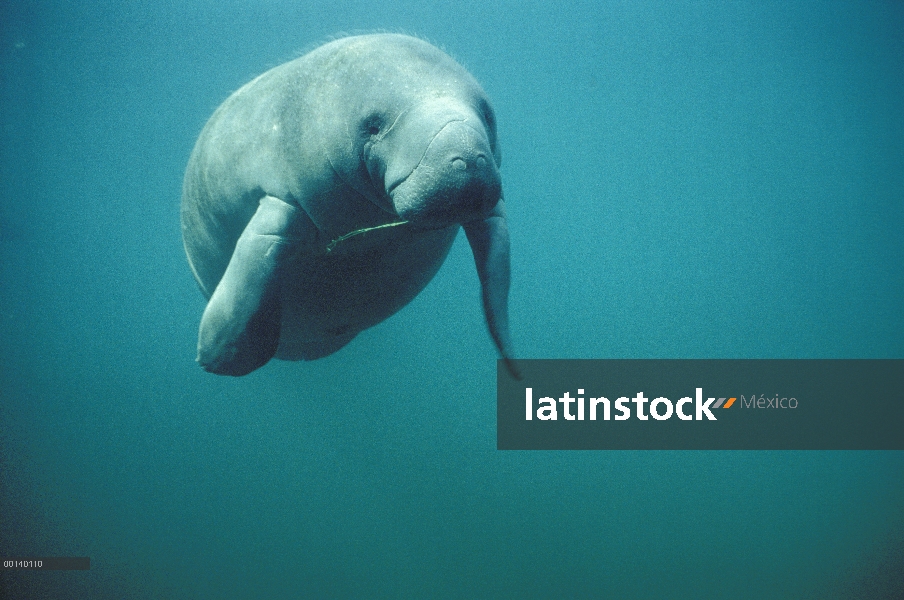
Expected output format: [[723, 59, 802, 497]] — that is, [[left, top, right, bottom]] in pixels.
[[325, 220, 409, 253]]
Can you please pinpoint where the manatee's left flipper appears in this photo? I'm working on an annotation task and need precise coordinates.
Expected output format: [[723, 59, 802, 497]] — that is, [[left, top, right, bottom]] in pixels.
[[197, 195, 306, 376], [464, 199, 521, 379]]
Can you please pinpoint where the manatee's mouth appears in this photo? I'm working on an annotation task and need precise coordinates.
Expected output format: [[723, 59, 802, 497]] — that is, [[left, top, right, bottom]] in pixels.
[[386, 177, 405, 198], [385, 119, 465, 199], [391, 120, 499, 225]]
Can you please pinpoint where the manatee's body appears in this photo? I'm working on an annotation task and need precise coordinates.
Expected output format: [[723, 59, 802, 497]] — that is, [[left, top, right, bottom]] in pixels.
[[181, 34, 517, 376]]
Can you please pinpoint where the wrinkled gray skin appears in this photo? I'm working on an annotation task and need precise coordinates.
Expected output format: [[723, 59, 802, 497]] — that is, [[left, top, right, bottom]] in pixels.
[[181, 34, 519, 377]]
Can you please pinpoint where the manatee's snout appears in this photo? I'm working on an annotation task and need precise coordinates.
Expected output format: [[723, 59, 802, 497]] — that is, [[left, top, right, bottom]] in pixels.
[[387, 110, 501, 227]]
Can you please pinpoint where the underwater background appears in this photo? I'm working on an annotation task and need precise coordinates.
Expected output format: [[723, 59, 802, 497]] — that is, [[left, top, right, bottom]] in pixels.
[[1, 0, 902, 598]]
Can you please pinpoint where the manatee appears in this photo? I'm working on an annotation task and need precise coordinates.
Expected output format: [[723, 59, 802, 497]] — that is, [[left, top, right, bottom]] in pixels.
[[181, 34, 518, 377]]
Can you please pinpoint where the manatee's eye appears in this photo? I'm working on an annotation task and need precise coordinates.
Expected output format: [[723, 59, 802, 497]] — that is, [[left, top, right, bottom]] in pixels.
[[362, 115, 384, 138]]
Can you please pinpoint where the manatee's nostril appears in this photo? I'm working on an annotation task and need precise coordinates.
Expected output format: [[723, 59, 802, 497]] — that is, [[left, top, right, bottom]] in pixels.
[[452, 158, 467, 170], [476, 156, 487, 169]]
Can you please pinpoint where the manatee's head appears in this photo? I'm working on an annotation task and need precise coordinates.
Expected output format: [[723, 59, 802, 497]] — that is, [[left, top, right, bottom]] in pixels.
[[363, 97, 502, 228]]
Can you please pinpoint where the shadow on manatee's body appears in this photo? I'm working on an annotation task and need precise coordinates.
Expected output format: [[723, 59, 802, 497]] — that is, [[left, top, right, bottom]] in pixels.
[[181, 33, 520, 378]]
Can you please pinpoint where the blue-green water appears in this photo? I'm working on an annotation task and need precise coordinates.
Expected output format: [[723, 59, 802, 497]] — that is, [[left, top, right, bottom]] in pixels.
[[1, 1, 902, 598]]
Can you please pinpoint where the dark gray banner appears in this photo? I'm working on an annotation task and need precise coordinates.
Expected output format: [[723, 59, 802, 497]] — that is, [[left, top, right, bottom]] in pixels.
[[497, 360, 903, 450]]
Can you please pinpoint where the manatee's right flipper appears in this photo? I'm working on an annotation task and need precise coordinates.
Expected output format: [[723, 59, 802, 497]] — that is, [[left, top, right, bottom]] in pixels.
[[197, 195, 305, 376], [464, 199, 521, 380]]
